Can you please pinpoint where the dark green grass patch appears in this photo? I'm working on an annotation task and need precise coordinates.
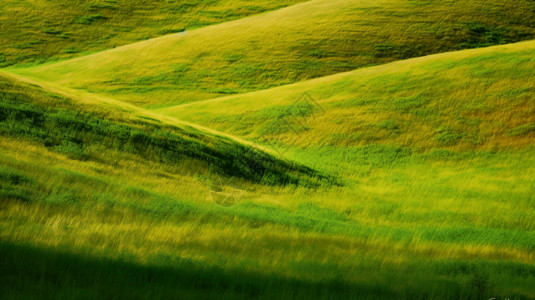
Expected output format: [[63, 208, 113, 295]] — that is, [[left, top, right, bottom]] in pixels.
[[0, 242, 412, 300], [0, 166, 32, 186], [507, 123, 535, 137], [75, 14, 108, 25], [0, 166, 35, 202], [458, 22, 510, 49], [434, 127, 465, 146]]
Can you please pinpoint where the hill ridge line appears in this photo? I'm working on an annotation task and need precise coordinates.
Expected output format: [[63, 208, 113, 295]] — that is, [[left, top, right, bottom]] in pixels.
[[0, 70, 279, 156], [6, 0, 317, 71], [155, 39, 535, 112]]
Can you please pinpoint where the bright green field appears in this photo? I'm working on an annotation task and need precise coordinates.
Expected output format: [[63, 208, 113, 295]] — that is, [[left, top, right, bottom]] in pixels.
[[1, 1, 535, 299], [2, 69, 535, 299]]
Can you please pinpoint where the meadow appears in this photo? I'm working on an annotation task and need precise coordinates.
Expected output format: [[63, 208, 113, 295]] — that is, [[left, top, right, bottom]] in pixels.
[[0, 0, 305, 67], [159, 41, 535, 152], [1, 0, 535, 299], [2, 91, 534, 298], [11, 0, 535, 106]]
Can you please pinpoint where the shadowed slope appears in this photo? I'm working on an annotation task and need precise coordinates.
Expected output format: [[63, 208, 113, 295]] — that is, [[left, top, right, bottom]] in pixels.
[[0, 71, 327, 187], [0, 242, 393, 300]]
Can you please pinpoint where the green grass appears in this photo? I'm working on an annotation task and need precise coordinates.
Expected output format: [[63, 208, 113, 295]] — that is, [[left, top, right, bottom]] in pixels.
[[2, 124, 535, 299], [1, 1, 535, 299], [2, 129, 534, 299], [159, 41, 535, 152], [0, 0, 305, 67], [3, 241, 535, 300], [507, 123, 535, 137], [1, 64, 535, 298], [0, 73, 328, 189], [10, 0, 535, 106], [0, 242, 377, 299]]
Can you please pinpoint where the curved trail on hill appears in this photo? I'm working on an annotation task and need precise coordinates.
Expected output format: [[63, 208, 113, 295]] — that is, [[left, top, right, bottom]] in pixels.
[[0, 70, 278, 156]]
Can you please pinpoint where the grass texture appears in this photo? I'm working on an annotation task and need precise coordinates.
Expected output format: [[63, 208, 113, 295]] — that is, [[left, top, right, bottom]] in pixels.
[[2, 52, 535, 298], [11, 0, 535, 106], [1, 1, 535, 299], [159, 41, 535, 152], [0, 0, 305, 67]]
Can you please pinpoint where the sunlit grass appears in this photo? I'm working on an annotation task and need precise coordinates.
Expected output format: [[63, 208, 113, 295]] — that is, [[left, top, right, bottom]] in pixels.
[[1, 130, 534, 298], [3, 42, 535, 298], [0, 0, 305, 67], [10, 0, 535, 106], [3, 49, 535, 298], [1, 1, 535, 298], [159, 41, 535, 151]]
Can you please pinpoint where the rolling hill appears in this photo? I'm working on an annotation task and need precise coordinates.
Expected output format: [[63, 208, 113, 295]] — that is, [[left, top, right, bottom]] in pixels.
[[1, 0, 535, 299], [0, 0, 305, 67], [158, 41, 535, 152], [11, 0, 535, 106], [0, 71, 327, 202], [2, 42, 535, 299]]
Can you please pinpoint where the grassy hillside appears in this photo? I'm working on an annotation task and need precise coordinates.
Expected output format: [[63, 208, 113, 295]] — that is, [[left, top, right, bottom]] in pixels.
[[3, 49, 535, 298], [11, 0, 535, 107], [0, 72, 327, 197], [2, 70, 535, 299], [2, 1, 535, 299], [159, 41, 535, 152], [0, 0, 305, 67]]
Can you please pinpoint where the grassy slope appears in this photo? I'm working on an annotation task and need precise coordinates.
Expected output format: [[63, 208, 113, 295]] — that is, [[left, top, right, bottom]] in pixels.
[[0, 70, 278, 155], [2, 1, 535, 299], [2, 49, 535, 298], [159, 41, 535, 152], [0, 0, 305, 67], [0, 72, 326, 193], [1, 83, 535, 299], [11, 0, 535, 107]]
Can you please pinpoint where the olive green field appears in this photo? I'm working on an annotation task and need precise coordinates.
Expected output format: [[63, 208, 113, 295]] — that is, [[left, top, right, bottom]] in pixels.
[[1, 0, 534, 299]]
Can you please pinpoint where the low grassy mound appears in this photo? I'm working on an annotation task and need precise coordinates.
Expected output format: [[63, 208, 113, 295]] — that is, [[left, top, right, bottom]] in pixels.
[[0, 0, 305, 67], [12, 0, 535, 106], [159, 41, 535, 152], [0, 73, 328, 191]]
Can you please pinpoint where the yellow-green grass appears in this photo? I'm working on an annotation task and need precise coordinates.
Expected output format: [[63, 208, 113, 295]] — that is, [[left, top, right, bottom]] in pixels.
[[2, 102, 535, 299], [159, 41, 535, 152], [2, 60, 535, 298], [0, 69, 279, 156], [0, 71, 329, 195], [2, 2, 535, 296], [0, 0, 305, 67], [11, 0, 535, 107]]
